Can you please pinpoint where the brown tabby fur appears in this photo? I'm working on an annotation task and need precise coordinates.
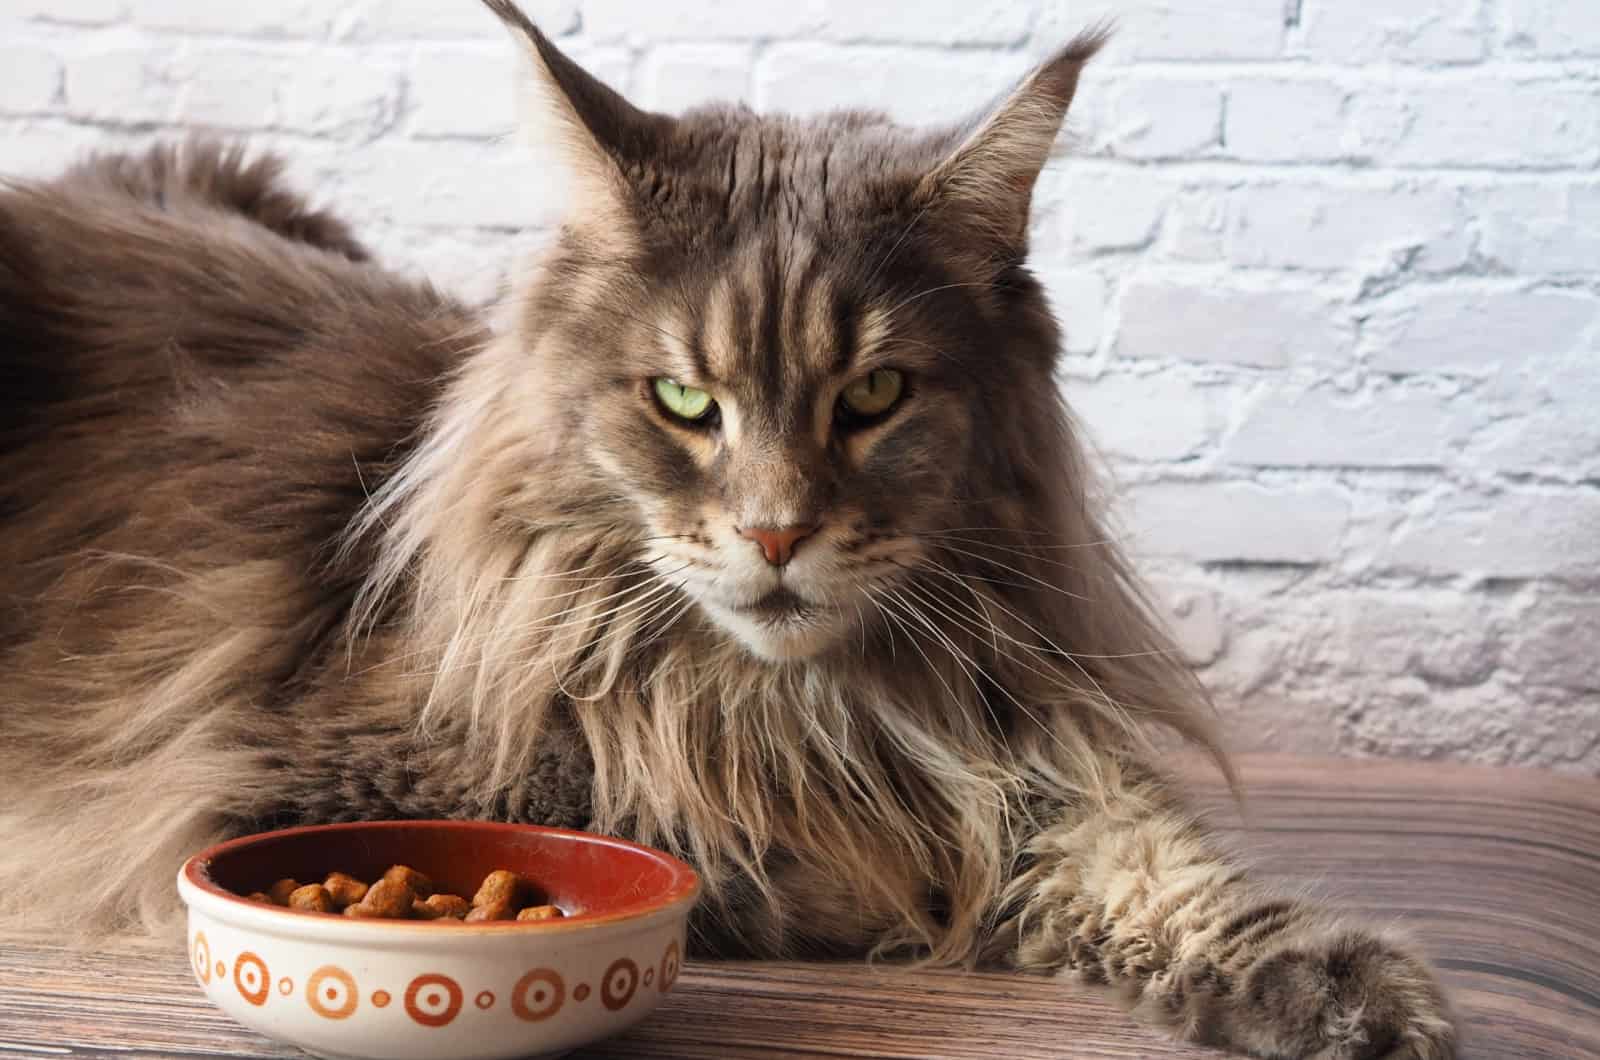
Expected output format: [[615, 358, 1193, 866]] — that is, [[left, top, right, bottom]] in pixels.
[[0, 3, 1454, 1056]]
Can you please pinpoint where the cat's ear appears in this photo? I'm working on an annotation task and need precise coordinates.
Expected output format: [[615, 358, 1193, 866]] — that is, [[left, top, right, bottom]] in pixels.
[[481, 0, 670, 230], [915, 29, 1108, 258]]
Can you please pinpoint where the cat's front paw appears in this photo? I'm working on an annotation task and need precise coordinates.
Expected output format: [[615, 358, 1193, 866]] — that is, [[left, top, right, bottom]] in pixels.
[[1211, 928, 1457, 1059]]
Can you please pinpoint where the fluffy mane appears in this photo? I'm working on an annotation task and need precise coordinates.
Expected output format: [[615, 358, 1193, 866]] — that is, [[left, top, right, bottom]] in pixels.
[[325, 6, 1228, 963], [345, 307, 1227, 961]]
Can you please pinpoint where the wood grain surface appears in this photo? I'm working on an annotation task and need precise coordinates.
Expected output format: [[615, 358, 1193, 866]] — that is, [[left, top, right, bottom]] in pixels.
[[2, 754, 1596, 1059]]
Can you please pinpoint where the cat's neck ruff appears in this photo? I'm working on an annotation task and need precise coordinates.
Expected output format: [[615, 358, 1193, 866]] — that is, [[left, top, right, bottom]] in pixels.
[[344, 271, 1224, 960]]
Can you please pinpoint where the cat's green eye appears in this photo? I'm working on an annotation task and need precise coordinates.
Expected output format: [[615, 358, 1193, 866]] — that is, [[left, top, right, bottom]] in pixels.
[[839, 369, 905, 421], [652, 378, 716, 423]]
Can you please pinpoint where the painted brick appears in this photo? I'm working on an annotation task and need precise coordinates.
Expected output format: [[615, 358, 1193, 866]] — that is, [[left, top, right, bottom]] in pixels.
[[410, 43, 632, 139], [168, 50, 285, 129], [0, 122, 106, 179], [1384, 489, 1600, 579], [1116, 278, 1350, 367], [278, 54, 402, 138], [1474, 353, 1600, 478], [409, 47, 520, 138], [1223, 80, 1450, 165], [1328, 592, 1501, 687], [1364, 288, 1599, 374], [8, 0, 124, 23], [314, 141, 564, 229], [1068, 371, 1225, 462], [154, 48, 390, 133], [370, 226, 552, 306], [1502, 0, 1600, 59], [1165, 190, 1229, 262], [1036, 168, 1171, 255], [1227, 182, 1469, 273], [1222, 384, 1472, 468], [1150, 580, 1228, 666], [1383, 81, 1600, 169], [1034, 266, 1107, 354], [63, 46, 182, 124], [1472, 182, 1600, 275], [816, 0, 1032, 46], [1341, 94, 1414, 160], [1032, 0, 1287, 62], [131, 0, 331, 36], [585, 0, 824, 41], [638, 44, 753, 112], [1100, 78, 1222, 160], [1224, 79, 1348, 163], [0, 45, 60, 114], [755, 45, 1024, 125], [1126, 481, 1352, 564], [1511, 594, 1600, 690], [1292, 0, 1484, 64], [338, 0, 578, 39]]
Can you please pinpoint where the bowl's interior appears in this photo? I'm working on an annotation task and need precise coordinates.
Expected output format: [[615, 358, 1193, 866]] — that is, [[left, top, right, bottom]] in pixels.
[[190, 821, 696, 922]]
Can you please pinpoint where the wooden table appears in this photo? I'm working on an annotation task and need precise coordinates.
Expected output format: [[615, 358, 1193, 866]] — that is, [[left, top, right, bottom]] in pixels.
[[3, 755, 1597, 1059]]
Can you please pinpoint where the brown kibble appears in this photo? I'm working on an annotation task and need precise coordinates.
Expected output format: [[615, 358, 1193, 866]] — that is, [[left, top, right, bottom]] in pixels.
[[344, 877, 414, 919], [471, 869, 530, 910], [322, 872, 368, 909], [288, 883, 335, 913], [516, 904, 563, 922], [382, 864, 434, 899], [413, 894, 470, 920], [464, 900, 515, 922], [243, 864, 549, 926]]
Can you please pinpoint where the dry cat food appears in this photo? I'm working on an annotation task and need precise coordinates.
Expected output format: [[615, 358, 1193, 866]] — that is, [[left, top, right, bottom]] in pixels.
[[243, 865, 564, 922]]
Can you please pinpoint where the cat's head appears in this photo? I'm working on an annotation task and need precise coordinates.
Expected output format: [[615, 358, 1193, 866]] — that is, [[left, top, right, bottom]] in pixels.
[[481, 0, 1102, 662]]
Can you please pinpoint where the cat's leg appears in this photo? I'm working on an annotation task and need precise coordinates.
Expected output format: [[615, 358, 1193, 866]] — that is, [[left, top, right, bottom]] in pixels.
[[995, 762, 1455, 1060]]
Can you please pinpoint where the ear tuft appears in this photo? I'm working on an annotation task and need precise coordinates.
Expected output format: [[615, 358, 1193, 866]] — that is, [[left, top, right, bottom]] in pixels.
[[480, 0, 669, 228], [917, 26, 1110, 257]]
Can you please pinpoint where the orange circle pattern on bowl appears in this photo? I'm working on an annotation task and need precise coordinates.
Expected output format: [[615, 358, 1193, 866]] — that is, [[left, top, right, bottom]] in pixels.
[[659, 940, 680, 991], [404, 973, 464, 1027], [510, 968, 564, 1022], [307, 965, 359, 1020], [191, 931, 212, 984], [192, 933, 683, 1026], [599, 957, 638, 1011], [233, 951, 271, 1007]]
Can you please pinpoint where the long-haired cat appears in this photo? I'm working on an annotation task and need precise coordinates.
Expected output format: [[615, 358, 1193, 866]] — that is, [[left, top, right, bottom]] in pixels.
[[0, 1, 1453, 1056]]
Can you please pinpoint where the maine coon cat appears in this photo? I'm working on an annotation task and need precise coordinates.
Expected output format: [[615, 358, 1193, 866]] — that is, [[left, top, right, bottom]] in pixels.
[[0, 1, 1454, 1055]]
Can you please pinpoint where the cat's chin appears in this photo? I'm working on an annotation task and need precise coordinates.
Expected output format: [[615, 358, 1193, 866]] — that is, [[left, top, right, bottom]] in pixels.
[[702, 601, 844, 663]]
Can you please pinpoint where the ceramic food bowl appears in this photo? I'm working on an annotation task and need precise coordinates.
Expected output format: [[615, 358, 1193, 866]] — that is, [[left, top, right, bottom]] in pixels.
[[177, 820, 700, 1060]]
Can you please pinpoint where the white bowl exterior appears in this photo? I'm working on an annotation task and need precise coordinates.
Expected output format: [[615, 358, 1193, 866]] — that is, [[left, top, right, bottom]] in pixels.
[[180, 871, 690, 1060]]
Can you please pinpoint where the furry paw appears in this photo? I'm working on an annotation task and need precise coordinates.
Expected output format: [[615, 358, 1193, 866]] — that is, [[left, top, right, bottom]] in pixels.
[[1210, 928, 1457, 1059]]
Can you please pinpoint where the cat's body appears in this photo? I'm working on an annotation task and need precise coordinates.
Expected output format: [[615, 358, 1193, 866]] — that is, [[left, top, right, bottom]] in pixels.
[[0, 3, 1455, 1056], [0, 142, 597, 921]]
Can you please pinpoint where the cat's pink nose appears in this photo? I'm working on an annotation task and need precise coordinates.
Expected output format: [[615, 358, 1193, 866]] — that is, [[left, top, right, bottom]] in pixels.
[[737, 524, 817, 567]]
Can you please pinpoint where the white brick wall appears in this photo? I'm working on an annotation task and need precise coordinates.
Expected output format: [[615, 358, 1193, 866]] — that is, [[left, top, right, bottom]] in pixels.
[[2, 0, 1595, 771]]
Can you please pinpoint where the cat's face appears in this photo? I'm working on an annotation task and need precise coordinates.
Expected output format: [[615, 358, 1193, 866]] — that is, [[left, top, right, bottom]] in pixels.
[[487, 0, 1095, 661], [586, 222, 982, 661]]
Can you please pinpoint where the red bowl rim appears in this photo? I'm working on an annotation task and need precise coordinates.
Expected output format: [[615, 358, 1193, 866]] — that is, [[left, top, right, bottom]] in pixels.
[[181, 819, 701, 933]]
